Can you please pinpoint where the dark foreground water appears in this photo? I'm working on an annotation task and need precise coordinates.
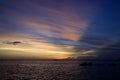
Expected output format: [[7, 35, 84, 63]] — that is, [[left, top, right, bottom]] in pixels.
[[0, 60, 120, 80]]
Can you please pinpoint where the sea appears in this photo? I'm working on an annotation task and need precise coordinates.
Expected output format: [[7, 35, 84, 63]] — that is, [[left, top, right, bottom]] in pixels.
[[0, 60, 120, 80]]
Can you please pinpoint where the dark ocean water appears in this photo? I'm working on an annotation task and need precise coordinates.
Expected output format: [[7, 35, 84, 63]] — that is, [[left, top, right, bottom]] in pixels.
[[0, 60, 120, 80]]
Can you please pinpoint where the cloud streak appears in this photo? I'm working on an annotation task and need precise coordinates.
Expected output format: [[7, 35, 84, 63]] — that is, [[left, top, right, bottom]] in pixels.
[[1, 0, 119, 59]]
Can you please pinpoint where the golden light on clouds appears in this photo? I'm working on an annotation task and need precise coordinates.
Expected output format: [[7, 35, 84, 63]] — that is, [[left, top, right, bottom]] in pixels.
[[0, 39, 73, 59], [0, 0, 102, 59]]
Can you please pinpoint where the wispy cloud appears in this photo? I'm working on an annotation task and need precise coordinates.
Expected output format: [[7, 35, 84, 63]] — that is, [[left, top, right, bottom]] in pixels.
[[1, 0, 116, 59]]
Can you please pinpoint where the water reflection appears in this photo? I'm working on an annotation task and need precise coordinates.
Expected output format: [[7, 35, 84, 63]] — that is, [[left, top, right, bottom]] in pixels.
[[0, 60, 120, 80]]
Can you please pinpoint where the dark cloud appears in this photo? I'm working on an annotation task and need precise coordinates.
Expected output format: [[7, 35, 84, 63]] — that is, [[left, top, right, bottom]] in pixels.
[[93, 42, 120, 60], [4, 41, 22, 45]]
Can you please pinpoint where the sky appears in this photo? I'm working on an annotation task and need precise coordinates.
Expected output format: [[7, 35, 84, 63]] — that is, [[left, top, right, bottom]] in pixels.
[[0, 0, 120, 59]]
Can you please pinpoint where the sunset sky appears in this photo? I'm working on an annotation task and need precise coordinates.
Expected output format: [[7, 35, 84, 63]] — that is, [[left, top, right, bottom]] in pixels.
[[0, 0, 120, 59]]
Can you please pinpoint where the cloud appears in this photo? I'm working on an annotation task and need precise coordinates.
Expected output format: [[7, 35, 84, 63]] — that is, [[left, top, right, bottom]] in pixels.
[[0, 0, 105, 59], [0, 0, 100, 41], [91, 42, 120, 60], [3, 41, 22, 45]]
